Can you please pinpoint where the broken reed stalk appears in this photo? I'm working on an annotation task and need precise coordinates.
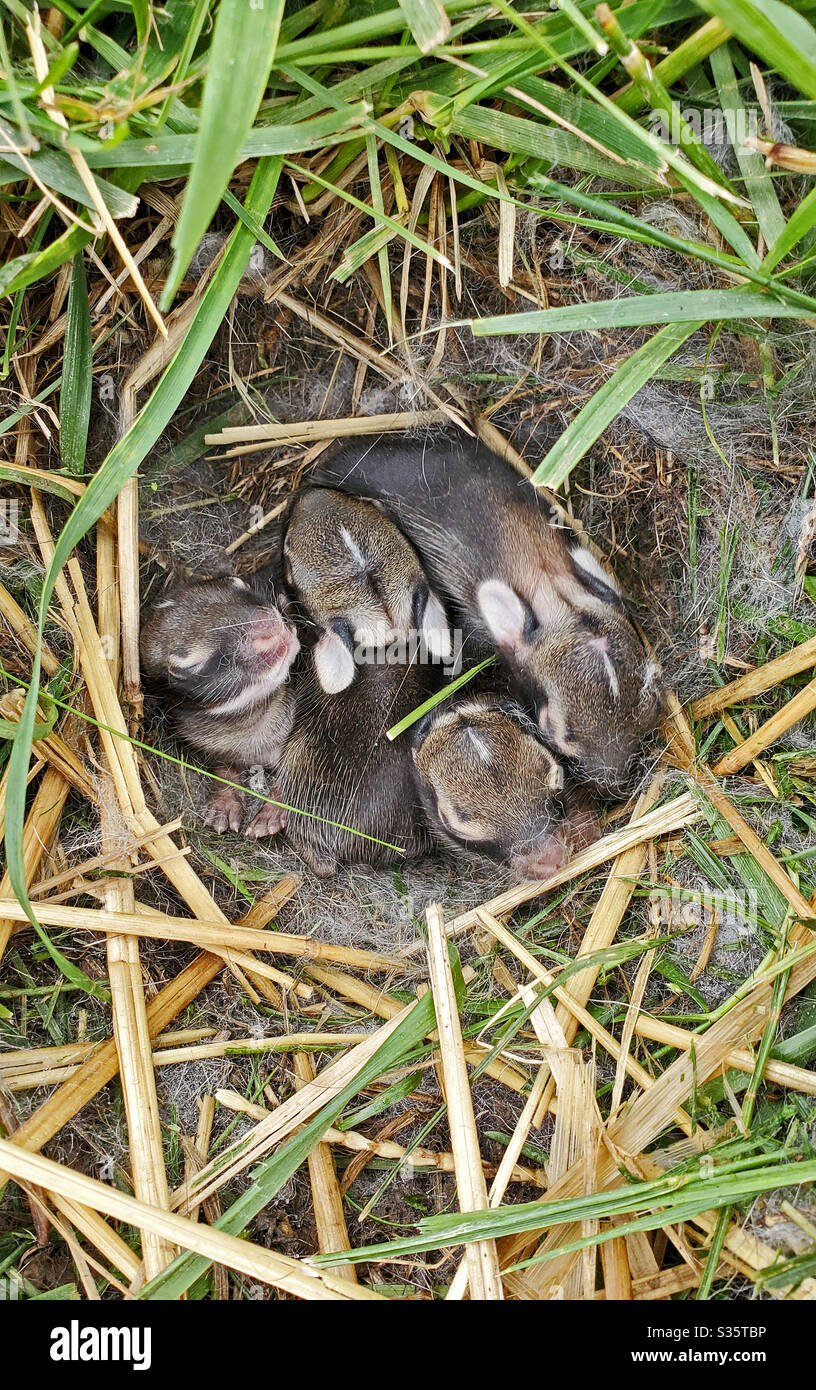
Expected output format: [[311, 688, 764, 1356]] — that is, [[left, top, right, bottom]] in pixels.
[[293, 1051, 357, 1283], [712, 676, 816, 775], [0, 580, 60, 675], [0, 879, 300, 1189], [93, 511, 175, 1280], [215, 1091, 549, 1187], [0, 765, 70, 965], [403, 791, 701, 956], [446, 982, 586, 1302], [205, 408, 445, 447], [0, 690, 98, 803], [609, 856, 660, 1119], [25, 10, 166, 338], [0, 1081, 141, 1287], [527, 988, 601, 1299], [304, 960, 530, 1093], [691, 633, 816, 718], [718, 709, 779, 797], [425, 903, 503, 1302], [100, 790, 176, 1280], [0, 897, 411, 974], [600, 1233, 633, 1301], [0, 1139, 382, 1301]]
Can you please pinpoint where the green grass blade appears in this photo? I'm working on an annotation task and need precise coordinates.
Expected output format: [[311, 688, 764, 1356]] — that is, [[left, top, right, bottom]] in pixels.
[[697, 0, 816, 99], [0, 225, 92, 300], [709, 41, 785, 251], [527, 172, 816, 312], [161, 0, 285, 307], [397, 0, 450, 53], [0, 120, 138, 217], [58, 254, 92, 477], [80, 106, 367, 170], [471, 287, 805, 336], [365, 130, 393, 336], [311, 1154, 816, 1266], [387, 657, 496, 741], [446, 102, 659, 189], [529, 320, 704, 491], [4, 157, 283, 987], [763, 185, 816, 272]]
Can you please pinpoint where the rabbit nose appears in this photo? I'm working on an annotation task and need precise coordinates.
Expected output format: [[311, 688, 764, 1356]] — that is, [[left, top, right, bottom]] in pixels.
[[511, 835, 569, 881]]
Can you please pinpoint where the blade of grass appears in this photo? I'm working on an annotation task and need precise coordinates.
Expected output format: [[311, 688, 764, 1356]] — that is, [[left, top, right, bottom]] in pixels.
[[312, 1154, 816, 1265], [0, 224, 92, 300], [697, 0, 816, 100], [527, 172, 816, 313], [397, 0, 450, 53], [162, 0, 285, 306], [471, 287, 807, 336], [386, 657, 495, 741], [763, 185, 816, 273], [709, 42, 785, 250], [527, 320, 703, 492], [58, 253, 92, 477]]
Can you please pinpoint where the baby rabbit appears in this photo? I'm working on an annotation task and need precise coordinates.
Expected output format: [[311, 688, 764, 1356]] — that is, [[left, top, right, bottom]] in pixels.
[[276, 651, 436, 876], [282, 486, 451, 693], [318, 436, 663, 796], [411, 689, 597, 880], [140, 576, 299, 836]]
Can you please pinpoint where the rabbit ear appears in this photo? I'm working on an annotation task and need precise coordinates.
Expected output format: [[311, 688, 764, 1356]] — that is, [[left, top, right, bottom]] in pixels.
[[413, 584, 452, 662], [313, 626, 356, 693], [167, 643, 216, 676], [566, 545, 623, 608], [477, 579, 531, 649]]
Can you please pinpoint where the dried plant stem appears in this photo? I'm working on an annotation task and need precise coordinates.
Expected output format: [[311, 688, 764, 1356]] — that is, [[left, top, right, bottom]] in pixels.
[[0, 581, 60, 674], [691, 634, 816, 718], [404, 791, 700, 955], [0, 766, 70, 964], [425, 903, 503, 1301], [633, 1015, 816, 1096], [206, 409, 445, 447], [0, 897, 410, 973], [100, 793, 175, 1280], [25, 10, 166, 338], [293, 1051, 357, 1282], [712, 677, 816, 775], [0, 1139, 382, 1301]]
